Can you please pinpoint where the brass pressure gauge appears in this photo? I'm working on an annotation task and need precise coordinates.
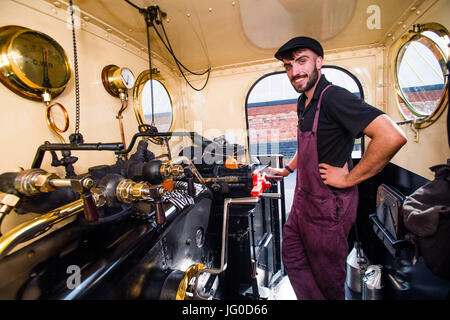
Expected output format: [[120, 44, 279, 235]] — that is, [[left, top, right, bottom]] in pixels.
[[101, 64, 135, 97], [0, 25, 71, 101]]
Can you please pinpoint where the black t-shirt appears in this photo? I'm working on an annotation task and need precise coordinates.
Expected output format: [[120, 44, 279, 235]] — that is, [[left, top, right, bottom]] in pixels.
[[297, 75, 384, 167]]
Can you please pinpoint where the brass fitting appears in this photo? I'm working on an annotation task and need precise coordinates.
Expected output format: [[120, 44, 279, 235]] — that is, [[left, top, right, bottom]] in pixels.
[[116, 179, 152, 204], [0, 192, 20, 215], [14, 169, 59, 196], [13, 169, 96, 196], [90, 187, 106, 207], [160, 163, 184, 180]]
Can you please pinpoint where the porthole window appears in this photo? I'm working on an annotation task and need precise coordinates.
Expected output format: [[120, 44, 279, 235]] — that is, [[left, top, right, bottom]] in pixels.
[[133, 70, 174, 144], [394, 23, 449, 127], [141, 80, 173, 133]]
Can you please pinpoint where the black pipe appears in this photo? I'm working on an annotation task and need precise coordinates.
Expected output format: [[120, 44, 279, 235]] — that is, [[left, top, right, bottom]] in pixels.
[[31, 142, 124, 169], [115, 131, 211, 156]]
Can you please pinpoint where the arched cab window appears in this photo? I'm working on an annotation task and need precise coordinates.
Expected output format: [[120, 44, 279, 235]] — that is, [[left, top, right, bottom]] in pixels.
[[393, 23, 449, 128], [133, 70, 174, 144], [245, 66, 365, 163]]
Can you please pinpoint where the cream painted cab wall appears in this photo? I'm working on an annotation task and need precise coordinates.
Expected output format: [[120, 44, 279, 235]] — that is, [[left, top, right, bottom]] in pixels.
[[384, 0, 449, 180], [179, 62, 282, 162], [0, 0, 183, 177]]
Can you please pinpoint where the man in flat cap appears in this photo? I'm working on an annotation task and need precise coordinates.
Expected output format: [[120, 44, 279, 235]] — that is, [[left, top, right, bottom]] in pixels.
[[270, 36, 407, 299]]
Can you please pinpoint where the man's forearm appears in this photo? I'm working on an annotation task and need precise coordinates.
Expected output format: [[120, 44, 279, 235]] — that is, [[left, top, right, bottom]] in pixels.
[[345, 115, 407, 186], [346, 135, 405, 186], [286, 151, 298, 171], [319, 115, 407, 189]]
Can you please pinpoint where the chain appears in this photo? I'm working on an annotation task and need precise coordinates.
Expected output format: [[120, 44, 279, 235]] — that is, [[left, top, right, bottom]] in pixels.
[[69, 0, 81, 135]]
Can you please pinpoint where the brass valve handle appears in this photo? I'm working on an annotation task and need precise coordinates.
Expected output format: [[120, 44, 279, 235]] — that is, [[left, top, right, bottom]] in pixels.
[[13, 169, 100, 222]]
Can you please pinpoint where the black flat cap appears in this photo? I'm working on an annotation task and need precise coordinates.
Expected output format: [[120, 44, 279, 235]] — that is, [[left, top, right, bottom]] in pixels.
[[275, 36, 324, 60]]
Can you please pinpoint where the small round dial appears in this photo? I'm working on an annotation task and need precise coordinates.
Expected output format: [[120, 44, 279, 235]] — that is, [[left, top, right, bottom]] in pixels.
[[120, 68, 135, 89], [101, 64, 135, 97]]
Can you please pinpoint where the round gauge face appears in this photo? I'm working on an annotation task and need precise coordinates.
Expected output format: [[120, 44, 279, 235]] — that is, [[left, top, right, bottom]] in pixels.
[[120, 68, 135, 89], [12, 31, 71, 89], [0, 26, 71, 100]]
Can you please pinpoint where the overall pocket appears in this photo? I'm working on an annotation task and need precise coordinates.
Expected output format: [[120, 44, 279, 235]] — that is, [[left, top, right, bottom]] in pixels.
[[296, 188, 338, 227]]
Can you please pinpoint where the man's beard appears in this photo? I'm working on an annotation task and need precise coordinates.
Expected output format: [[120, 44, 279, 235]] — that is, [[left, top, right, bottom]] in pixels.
[[292, 66, 319, 93]]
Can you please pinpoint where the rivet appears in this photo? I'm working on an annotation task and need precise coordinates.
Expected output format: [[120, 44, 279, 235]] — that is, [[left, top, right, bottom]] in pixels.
[[208, 8, 212, 12], [106, 28, 112, 33], [416, 10, 421, 15], [53, 1, 61, 8], [232, 1, 236, 6], [83, 15, 90, 21], [186, 13, 191, 17]]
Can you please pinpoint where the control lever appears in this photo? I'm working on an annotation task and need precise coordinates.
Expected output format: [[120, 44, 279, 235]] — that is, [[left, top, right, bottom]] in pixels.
[[103, 177, 166, 225], [13, 169, 99, 222], [47, 175, 99, 222], [251, 170, 271, 198], [184, 167, 196, 197], [73, 176, 99, 222], [260, 193, 282, 199], [193, 197, 260, 300], [149, 185, 166, 225]]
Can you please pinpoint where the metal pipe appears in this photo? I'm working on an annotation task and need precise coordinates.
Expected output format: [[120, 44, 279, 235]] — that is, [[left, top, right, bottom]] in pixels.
[[193, 196, 260, 300], [32, 142, 124, 169], [0, 199, 85, 259], [49, 178, 73, 188]]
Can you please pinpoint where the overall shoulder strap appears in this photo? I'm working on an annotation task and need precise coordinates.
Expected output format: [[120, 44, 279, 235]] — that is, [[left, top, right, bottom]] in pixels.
[[312, 84, 333, 133]]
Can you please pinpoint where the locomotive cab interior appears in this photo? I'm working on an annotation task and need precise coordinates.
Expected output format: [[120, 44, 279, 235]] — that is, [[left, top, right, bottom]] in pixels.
[[0, 0, 449, 306]]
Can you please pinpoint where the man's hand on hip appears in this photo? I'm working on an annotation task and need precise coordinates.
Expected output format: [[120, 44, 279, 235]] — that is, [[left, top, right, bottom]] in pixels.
[[318, 162, 350, 189]]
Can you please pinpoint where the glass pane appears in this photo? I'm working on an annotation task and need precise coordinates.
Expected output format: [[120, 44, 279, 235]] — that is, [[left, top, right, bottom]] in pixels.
[[141, 79, 173, 132], [396, 35, 446, 117], [322, 68, 361, 97], [422, 30, 449, 57], [247, 72, 299, 105], [247, 72, 299, 164]]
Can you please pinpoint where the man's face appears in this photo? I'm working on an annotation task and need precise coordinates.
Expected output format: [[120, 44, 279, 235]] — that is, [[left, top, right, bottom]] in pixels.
[[282, 49, 322, 94]]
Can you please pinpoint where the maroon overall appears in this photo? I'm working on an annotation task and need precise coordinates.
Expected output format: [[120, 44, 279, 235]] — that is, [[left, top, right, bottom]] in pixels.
[[282, 85, 359, 300]]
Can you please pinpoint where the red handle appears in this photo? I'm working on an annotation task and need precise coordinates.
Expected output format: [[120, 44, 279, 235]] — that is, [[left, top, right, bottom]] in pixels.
[[251, 170, 271, 198], [82, 192, 100, 222]]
